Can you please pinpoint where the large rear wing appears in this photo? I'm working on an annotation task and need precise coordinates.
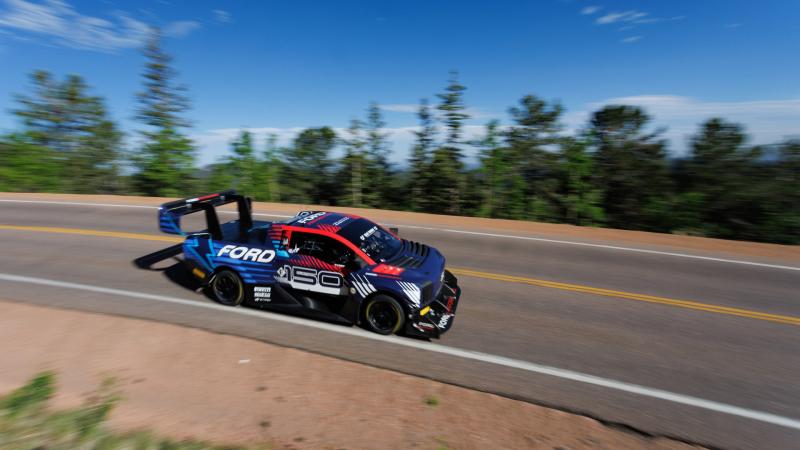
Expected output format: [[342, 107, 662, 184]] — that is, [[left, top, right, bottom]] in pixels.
[[158, 190, 253, 239]]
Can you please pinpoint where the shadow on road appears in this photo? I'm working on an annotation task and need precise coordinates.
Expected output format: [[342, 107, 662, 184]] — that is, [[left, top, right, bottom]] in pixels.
[[132, 244, 203, 294]]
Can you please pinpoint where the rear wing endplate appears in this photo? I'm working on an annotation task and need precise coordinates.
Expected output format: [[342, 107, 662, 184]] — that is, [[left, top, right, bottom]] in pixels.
[[158, 190, 252, 240]]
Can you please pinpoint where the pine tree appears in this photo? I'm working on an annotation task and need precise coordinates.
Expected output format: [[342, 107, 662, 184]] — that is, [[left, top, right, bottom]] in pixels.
[[558, 137, 605, 225], [13, 71, 62, 151], [12, 71, 121, 193], [230, 130, 257, 196], [505, 94, 563, 221], [409, 98, 436, 211], [473, 120, 503, 217], [364, 102, 391, 207], [588, 105, 672, 231], [259, 134, 282, 202], [431, 71, 470, 214], [437, 71, 470, 149], [341, 118, 367, 206], [205, 159, 235, 193], [764, 140, 800, 243], [281, 127, 337, 204], [680, 118, 766, 238], [133, 29, 195, 197]]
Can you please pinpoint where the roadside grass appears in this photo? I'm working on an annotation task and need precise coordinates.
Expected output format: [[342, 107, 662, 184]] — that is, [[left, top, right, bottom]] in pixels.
[[424, 395, 440, 407], [0, 372, 267, 450]]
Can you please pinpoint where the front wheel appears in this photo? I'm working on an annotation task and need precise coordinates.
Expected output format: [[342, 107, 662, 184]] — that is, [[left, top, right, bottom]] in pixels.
[[363, 295, 405, 335], [210, 269, 245, 306]]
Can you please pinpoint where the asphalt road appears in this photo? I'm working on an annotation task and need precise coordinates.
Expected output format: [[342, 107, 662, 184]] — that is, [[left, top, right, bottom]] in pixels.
[[1, 199, 799, 449]]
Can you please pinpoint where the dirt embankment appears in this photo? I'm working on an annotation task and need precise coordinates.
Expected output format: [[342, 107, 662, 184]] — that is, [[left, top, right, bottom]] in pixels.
[[0, 301, 701, 450], [1, 192, 797, 262]]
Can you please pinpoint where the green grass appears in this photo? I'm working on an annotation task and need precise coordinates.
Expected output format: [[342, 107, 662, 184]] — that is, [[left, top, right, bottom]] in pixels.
[[0, 372, 266, 450], [424, 395, 440, 407]]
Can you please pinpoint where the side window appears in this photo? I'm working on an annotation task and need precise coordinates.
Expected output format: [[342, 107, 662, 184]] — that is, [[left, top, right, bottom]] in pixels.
[[289, 233, 361, 267]]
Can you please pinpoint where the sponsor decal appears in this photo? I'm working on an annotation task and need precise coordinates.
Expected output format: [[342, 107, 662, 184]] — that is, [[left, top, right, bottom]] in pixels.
[[217, 245, 276, 263], [332, 216, 350, 226], [413, 322, 436, 332], [275, 265, 344, 295], [296, 211, 326, 224], [437, 314, 452, 328], [253, 286, 272, 302], [359, 225, 378, 241]]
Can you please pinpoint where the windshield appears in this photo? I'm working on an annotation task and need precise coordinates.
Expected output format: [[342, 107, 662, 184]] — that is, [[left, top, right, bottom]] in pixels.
[[338, 218, 402, 262]]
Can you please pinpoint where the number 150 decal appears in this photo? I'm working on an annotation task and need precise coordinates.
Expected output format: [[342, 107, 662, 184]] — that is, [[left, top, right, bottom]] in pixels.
[[275, 265, 345, 295]]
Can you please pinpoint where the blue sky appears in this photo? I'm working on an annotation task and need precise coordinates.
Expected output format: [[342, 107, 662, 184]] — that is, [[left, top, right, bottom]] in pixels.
[[0, 0, 798, 165]]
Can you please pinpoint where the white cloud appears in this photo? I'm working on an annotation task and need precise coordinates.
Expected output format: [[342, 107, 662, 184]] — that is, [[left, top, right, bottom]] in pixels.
[[0, 0, 200, 51], [595, 9, 684, 27], [381, 103, 419, 113], [580, 5, 600, 15], [164, 20, 200, 38], [213, 9, 231, 24], [620, 35, 641, 43], [565, 95, 800, 155], [596, 10, 648, 25]]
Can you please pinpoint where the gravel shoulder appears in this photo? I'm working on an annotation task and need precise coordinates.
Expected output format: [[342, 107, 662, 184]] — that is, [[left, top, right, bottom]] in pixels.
[[0, 300, 701, 450]]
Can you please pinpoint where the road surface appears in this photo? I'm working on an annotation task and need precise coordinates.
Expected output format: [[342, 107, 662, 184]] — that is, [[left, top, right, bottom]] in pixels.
[[0, 196, 798, 449]]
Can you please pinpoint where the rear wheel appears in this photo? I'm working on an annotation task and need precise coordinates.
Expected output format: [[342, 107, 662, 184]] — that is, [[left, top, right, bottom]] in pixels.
[[364, 295, 405, 335], [210, 269, 245, 306]]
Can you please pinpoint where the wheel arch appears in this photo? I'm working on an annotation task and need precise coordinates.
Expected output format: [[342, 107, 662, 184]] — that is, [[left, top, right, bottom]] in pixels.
[[359, 289, 411, 319], [206, 265, 248, 305]]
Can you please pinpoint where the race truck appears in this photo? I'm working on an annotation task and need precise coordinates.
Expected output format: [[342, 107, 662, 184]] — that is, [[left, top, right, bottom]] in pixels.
[[158, 191, 460, 338]]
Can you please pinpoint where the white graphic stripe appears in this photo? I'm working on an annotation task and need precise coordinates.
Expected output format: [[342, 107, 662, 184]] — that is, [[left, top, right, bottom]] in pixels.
[[397, 281, 421, 306], [352, 280, 367, 297], [355, 274, 375, 295], [350, 274, 375, 298]]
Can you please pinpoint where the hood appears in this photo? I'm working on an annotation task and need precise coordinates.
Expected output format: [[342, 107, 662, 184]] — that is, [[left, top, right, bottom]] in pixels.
[[385, 239, 446, 305]]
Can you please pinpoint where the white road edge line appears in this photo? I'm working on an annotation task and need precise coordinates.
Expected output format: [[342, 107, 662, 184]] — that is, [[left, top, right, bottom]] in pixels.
[[1, 272, 799, 431], [386, 225, 800, 271], [1, 198, 797, 271]]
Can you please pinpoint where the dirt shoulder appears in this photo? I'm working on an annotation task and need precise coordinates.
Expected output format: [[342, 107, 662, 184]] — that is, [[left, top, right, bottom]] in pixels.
[[0, 300, 700, 450], [1, 192, 797, 262]]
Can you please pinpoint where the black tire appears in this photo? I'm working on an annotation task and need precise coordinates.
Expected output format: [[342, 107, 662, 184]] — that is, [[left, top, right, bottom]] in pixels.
[[210, 269, 245, 306], [363, 295, 405, 335]]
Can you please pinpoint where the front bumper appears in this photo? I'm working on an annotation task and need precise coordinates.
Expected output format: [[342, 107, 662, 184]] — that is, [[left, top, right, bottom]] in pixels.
[[405, 270, 461, 339]]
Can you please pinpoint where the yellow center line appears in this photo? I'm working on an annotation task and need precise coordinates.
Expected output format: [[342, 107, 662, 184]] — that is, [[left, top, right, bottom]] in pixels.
[[449, 268, 800, 326], [2, 224, 798, 326], [0, 225, 182, 243]]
